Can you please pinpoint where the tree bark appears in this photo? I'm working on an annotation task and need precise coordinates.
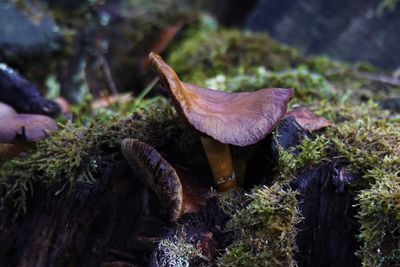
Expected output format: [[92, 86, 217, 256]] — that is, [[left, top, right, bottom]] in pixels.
[[0, 118, 363, 267], [293, 160, 361, 267], [0, 161, 170, 266]]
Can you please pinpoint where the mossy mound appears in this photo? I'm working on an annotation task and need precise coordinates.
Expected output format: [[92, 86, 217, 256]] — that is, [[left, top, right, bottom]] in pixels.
[[216, 185, 299, 267], [214, 103, 399, 266], [282, 103, 399, 266], [168, 27, 400, 266], [169, 28, 399, 105], [203, 67, 336, 103], [0, 101, 192, 215], [168, 29, 302, 83], [328, 113, 400, 266], [356, 172, 400, 267]]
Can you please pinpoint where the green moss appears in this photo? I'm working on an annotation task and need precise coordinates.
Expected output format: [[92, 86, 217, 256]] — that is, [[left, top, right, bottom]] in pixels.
[[0, 98, 190, 215], [315, 100, 387, 123], [168, 29, 354, 83], [204, 67, 335, 103], [310, 101, 398, 177], [277, 135, 330, 180], [169, 28, 399, 105], [377, 0, 400, 15], [217, 184, 300, 267], [304, 101, 399, 265], [274, 99, 399, 266], [168, 29, 302, 84], [331, 117, 400, 176], [169, 28, 399, 266], [324, 108, 399, 265], [214, 190, 245, 218], [356, 172, 400, 267], [157, 230, 201, 266], [281, 105, 398, 267], [1, 22, 399, 266], [306, 101, 399, 182]]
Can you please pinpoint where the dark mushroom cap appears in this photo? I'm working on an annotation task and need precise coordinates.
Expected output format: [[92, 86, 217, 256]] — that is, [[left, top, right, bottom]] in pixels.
[[149, 52, 293, 147], [121, 138, 183, 222], [286, 108, 332, 132], [0, 102, 16, 119], [0, 114, 58, 143]]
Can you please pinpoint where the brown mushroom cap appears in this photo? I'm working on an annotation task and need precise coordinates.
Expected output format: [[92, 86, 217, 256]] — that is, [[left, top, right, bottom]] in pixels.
[[286, 108, 332, 132], [149, 52, 293, 147], [0, 114, 58, 143], [0, 102, 17, 119], [121, 138, 183, 222]]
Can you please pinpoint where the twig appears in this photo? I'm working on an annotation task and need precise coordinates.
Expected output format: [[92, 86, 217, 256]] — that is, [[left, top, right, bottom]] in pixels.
[[353, 71, 400, 87], [135, 77, 160, 103], [141, 21, 186, 71], [98, 54, 118, 95], [149, 21, 185, 57]]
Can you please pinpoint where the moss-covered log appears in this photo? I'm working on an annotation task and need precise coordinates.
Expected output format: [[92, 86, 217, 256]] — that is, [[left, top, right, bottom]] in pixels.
[[0, 160, 229, 267], [0, 161, 160, 266]]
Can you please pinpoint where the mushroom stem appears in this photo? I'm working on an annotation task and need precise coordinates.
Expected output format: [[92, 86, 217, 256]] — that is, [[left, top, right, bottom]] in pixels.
[[200, 136, 238, 192], [0, 143, 25, 160]]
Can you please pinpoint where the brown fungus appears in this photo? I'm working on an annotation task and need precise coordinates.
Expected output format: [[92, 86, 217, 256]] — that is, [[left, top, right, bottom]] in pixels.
[[121, 139, 208, 222], [0, 113, 58, 159], [55, 97, 71, 114], [149, 52, 293, 191], [121, 138, 184, 222], [0, 102, 17, 119], [286, 107, 332, 132], [0, 114, 58, 143]]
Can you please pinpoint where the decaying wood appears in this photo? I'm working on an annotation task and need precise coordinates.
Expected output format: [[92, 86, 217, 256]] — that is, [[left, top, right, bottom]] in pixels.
[[293, 161, 361, 267], [0, 64, 60, 116], [0, 162, 168, 266], [0, 118, 363, 267]]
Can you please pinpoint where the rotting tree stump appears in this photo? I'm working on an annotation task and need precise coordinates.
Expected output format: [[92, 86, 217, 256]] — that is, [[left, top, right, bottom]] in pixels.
[[0, 158, 228, 267], [0, 119, 363, 267], [274, 117, 361, 267], [0, 161, 170, 266]]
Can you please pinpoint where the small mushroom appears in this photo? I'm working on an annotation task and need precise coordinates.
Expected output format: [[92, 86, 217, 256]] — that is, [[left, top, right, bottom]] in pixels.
[[0, 114, 58, 159], [121, 139, 207, 222], [0, 102, 17, 119], [121, 138, 183, 222], [55, 97, 71, 113], [149, 52, 293, 191], [0, 114, 58, 143], [286, 108, 332, 132], [91, 93, 134, 110]]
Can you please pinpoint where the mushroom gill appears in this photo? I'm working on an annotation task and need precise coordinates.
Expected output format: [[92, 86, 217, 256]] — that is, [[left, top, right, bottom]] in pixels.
[[121, 138, 183, 222]]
